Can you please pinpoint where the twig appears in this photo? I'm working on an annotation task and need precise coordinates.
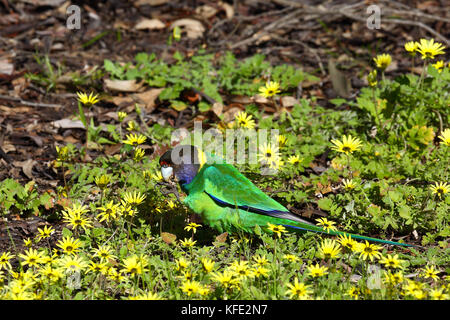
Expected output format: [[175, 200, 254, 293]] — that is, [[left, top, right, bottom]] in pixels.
[[0, 94, 62, 108], [270, 35, 326, 75]]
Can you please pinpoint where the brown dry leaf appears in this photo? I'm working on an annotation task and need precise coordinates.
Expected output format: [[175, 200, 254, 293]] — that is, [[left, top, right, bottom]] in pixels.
[[161, 232, 177, 244], [52, 118, 85, 129], [104, 143, 122, 156], [195, 5, 218, 19], [211, 102, 223, 117], [135, 0, 168, 6], [220, 1, 234, 19], [215, 232, 228, 243], [134, 88, 164, 112], [280, 96, 299, 107], [13, 159, 36, 179], [104, 79, 143, 92], [254, 94, 269, 104], [0, 59, 14, 76], [222, 107, 241, 123], [171, 19, 205, 39], [19, 0, 66, 7], [110, 96, 134, 107], [328, 59, 351, 98], [135, 18, 165, 30]]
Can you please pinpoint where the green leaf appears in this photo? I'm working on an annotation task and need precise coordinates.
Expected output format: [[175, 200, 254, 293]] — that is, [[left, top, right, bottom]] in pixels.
[[317, 197, 333, 211], [62, 227, 73, 238], [388, 190, 402, 203]]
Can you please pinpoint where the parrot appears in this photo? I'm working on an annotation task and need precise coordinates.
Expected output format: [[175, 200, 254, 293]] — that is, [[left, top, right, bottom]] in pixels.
[[158, 144, 413, 247]]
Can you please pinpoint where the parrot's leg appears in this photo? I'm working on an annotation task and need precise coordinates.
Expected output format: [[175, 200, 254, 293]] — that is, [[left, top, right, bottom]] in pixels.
[[156, 181, 182, 204]]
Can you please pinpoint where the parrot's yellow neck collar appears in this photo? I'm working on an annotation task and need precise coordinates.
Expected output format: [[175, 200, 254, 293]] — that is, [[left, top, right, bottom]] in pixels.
[[197, 148, 207, 169]]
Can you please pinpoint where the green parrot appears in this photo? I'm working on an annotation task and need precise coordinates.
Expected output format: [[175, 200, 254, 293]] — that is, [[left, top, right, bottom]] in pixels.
[[159, 145, 413, 247]]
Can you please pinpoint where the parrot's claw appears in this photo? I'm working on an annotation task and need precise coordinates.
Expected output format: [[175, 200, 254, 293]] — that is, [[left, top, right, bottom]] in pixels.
[[156, 181, 183, 204]]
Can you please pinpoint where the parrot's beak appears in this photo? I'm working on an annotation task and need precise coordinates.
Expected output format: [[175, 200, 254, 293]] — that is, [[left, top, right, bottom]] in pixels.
[[161, 166, 173, 181]]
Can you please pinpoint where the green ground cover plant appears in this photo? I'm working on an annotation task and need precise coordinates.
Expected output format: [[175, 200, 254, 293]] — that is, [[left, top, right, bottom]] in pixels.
[[0, 38, 449, 300]]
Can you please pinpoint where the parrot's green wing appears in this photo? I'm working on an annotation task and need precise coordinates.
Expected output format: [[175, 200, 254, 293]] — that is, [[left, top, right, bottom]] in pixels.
[[201, 164, 311, 224]]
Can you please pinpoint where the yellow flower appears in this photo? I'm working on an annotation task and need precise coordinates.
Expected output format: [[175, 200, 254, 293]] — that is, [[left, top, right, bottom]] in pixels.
[[175, 257, 190, 271], [133, 147, 146, 162], [404, 41, 419, 56], [367, 69, 378, 87], [430, 181, 449, 199], [373, 53, 392, 70], [180, 238, 197, 248], [107, 267, 126, 283], [347, 286, 360, 300], [62, 210, 93, 232], [315, 217, 337, 233], [201, 258, 215, 273], [92, 244, 117, 261], [126, 120, 139, 132], [331, 135, 363, 154], [121, 255, 148, 277], [422, 265, 440, 281], [36, 225, 55, 242], [432, 60, 445, 73], [120, 202, 137, 217], [235, 111, 256, 129], [77, 92, 99, 106], [58, 255, 87, 272], [283, 254, 300, 263], [56, 236, 82, 256], [252, 254, 269, 267], [383, 270, 404, 286], [285, 277, 312, 299], [258, 81, 281, 98], [122, 133, 147, 147], [266, 223, 288, 238], [23, 238, 32, 248], [277, 135, 287, 147], [318, 239, 341, 260], [379, 254, 403, 269], [356, 241, 382, 262], [173, 26, 181, 41], [123, 190, 146, 206], [198, 285, 211, 296], [437, 128, 450, 146], [307, 263, 328, 278], [130, 291, 163, 300], [56, 145, 70, 162], [211, 270, 240, 289], [19, 248, 44, 267], [95, 174, 111, 190], [97, 201, 121, 222], [184, 222, 202, 234], [39, 264, 63, 283], [287, 155, 302, 165], [230, 260, 253, 279], [429, 287, 449, 300], [0, 252, 14, 270], [117, 111, 127, 122], [88, 261, 109, 275], [416, 38, 446, 60], [337, 234, 359, 252], [342, 178, 356, 191], [258, 142, 282, 169], [403, 280, 426, 299], [252, 266, 270, 278]]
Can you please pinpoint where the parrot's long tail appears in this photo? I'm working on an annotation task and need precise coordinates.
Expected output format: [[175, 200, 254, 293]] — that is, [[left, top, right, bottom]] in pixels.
[[282, 221, 414, 247]]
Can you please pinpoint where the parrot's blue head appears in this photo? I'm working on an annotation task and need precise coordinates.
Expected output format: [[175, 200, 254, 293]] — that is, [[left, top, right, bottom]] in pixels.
[[159, 145, 202, 186]]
